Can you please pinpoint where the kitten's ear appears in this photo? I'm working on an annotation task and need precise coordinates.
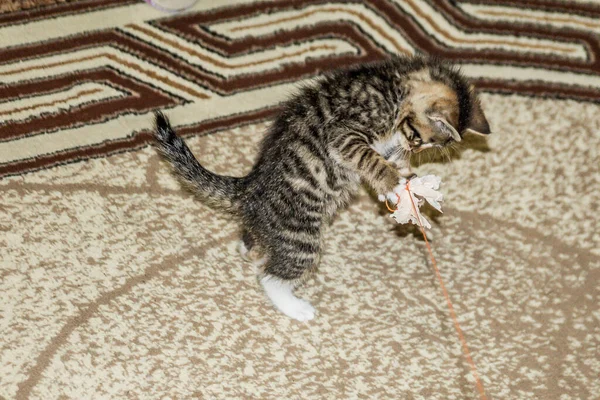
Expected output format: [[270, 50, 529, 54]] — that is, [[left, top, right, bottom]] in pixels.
[[428, 115, 462, 142], [466, 87, 491, 135]]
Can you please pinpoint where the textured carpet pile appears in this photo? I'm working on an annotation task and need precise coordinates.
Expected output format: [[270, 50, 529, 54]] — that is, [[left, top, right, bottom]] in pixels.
[[1, 1, 599, 399]]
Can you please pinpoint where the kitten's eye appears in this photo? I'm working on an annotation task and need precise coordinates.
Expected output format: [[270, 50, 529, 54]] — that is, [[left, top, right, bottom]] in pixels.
[[406, 119, 421, 141]]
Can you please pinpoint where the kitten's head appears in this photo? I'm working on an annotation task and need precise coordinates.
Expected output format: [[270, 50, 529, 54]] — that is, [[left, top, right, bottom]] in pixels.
[[396, 58, 490, 153]]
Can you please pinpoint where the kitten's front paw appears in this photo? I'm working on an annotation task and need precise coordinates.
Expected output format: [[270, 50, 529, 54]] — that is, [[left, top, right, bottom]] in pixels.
[[378, 191, 399, 204], [378, 183, 406, 204], [397, 165, 414, 179]]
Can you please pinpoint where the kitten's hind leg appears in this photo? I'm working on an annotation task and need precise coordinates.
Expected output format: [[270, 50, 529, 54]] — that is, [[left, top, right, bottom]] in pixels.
[[237, 230, 254, 260], [238, 229, 263, 262], [260, 275, 315, 322], [259, 253, 317, 321]]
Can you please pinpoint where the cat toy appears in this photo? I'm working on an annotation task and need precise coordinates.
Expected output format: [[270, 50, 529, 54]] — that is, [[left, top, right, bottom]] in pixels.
[[383, 175, 443, 229], [386, 176, 488, 400]]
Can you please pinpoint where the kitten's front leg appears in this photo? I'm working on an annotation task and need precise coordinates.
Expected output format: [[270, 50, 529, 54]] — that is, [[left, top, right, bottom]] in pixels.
[[333, 137, 402, 201], [377, 158, 417, 203], [389, 157, 415, 180]]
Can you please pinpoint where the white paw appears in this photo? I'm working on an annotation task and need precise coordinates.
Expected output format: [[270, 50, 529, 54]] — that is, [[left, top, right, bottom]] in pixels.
[[255, 257, 268, 267], [237, 240, 249, 259], [379, 179, 410, 204], [260, 276, 316, 322], [399, 167, 412, 177], [281, 297, 316, 322], [380, 190, 400, 204]]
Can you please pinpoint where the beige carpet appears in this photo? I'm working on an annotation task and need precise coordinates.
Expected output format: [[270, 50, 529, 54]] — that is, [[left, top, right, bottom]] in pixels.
[[1, 1, 599, 399]]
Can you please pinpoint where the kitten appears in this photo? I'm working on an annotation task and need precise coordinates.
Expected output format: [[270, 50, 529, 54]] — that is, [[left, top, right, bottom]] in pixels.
[[153, 55, 490, 321]]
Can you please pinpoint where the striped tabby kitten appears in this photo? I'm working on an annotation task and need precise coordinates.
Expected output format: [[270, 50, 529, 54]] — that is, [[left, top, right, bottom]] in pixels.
[[153, 55, 490, 321]]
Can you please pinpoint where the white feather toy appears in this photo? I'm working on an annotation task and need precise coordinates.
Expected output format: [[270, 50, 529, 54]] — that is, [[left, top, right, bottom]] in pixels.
[[386, 175, 443, 229]]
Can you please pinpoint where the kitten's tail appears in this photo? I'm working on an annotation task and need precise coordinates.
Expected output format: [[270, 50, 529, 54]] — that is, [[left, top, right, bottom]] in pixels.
[[153, 112, 243, 211]]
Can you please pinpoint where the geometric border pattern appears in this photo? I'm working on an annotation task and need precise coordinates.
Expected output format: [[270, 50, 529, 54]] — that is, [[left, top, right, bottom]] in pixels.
[[1, 0, 599, 178]]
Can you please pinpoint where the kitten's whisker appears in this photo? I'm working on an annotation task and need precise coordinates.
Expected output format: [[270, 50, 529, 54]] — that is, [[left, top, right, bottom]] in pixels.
[[416, 149, 423, 167], [449, 143, 458, 155], [443, 147, 451, 164]]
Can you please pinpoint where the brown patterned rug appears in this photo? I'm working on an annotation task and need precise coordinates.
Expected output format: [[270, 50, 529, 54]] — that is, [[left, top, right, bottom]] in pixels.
[[0, 0, 78, 13], [1, 1, 599, 399]]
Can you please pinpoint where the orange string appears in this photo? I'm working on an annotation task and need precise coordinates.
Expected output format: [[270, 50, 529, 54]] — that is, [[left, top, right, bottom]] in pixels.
[[385, 198, 397, 212], [397, 182, 488, 400]]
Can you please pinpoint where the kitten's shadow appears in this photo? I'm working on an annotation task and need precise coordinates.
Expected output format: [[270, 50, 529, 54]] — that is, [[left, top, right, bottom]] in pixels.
[[411, 134, 490, 166]]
